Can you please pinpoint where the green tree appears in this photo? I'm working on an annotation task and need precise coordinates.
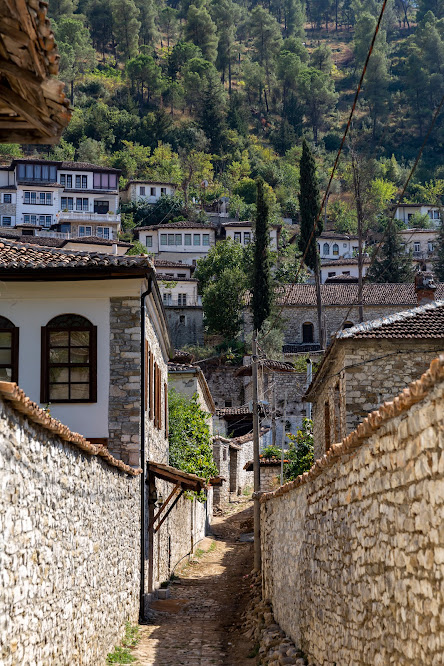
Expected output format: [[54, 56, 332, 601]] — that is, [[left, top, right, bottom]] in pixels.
[[211, 0, 240, 92], [159, 7, 179, 49], [252, 178, 272, 332], [53, 17, 96, 103], [299, 67, 337, 144], [197, 68, 227, 154], [136, 0, 159, 46], [283, 418, 314, 481], [126, 53, 164, 104], [298, 139, 324, 346], [249, 6, 283, 107], [48, 0, 78, 21], [367, 221, 415, 282], [85, 0, 113, 58], [111, 0, 141, 62], [179, 149, 213, 207], [434, 215, 444, 280], [185, 3, 219, 63], [168, 389, 218, 494]]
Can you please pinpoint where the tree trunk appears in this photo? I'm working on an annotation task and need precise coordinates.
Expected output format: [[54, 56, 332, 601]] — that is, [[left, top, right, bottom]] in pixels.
[[228, 58, 232, 95]]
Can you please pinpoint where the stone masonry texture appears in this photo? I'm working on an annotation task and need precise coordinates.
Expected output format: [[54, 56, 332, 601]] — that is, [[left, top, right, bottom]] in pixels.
[[0, 395, 140, 666], [260, 363, 444, 665]]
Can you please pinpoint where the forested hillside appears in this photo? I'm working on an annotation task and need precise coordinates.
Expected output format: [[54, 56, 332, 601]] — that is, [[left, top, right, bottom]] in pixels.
[[6, 0, 444, 229]]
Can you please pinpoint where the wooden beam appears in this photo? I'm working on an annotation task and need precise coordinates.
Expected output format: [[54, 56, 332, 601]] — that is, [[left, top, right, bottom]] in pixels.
[[0, 83, 54, 136], [0, 21, 29, 46], [147, 482, 180, 531], [0, 57, 43, 86]]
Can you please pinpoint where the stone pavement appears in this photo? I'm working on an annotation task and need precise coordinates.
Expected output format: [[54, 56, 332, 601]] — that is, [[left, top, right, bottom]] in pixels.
[[132, 500, 254, 665]]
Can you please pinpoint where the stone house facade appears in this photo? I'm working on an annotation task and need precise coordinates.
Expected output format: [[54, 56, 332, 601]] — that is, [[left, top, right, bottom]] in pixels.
[[306, 301, 444, 459], [168, 361, 215, 436], [212, 430, 264, 507]]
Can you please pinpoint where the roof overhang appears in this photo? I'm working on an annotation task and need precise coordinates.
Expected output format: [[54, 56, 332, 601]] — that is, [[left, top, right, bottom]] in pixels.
[[148, 461, 206, 491]]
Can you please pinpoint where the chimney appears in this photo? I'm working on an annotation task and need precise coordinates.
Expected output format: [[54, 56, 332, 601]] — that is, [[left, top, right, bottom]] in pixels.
[[112, 243, 118, 255], [415, 270, 437, 306]]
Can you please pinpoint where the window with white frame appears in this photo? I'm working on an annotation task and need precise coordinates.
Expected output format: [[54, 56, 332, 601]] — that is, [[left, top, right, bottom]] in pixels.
[[234, 232, 241, 242], [146, 236, 153, 247], [2, 217, 11, 226], [332, 244, 339, 256], [160, 234, 167, 246], [76, 198, 88, 211], [61, 197, 74, 210], [24, 191, 52, 205], [79, 226, 92, 236], [140, 186, 145, 196], [150, 187, 156, 196], [428, 241, 435, 252], [244, 232, 251, 244], [38, 215, 52, 227], [74, 175, 87, 189], [323, 243, 330, 255], [434, 210, 440, 219], [184, 234, 191, 246], [193, 234, 200, 246], [414, 242, 421, 252], [161, 187, 166, 195], [17, 163, 56, 182], [175, 234, 182, 245], [178, 293, 187, 306], [163, 293, 172, 305], [202, 233, 210, 246], [93, 172, 117, 190], [168, 234, 175, 246], [3, 194, 11, 203], [97, 227, 110, 239]]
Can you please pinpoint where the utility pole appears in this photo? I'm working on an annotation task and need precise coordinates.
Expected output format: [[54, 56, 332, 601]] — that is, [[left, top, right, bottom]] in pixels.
[[280, 392, 287, 486], [252, 333, 261, 571], [306, 358, 312, 419], [271, 384, 276, 447]]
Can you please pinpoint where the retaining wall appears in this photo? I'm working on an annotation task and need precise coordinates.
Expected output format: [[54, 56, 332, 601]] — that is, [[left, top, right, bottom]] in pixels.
[[260, 356, 444, 665]]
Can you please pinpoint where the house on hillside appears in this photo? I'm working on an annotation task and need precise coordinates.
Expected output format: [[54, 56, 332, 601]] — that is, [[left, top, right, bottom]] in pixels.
[[320, 257, 370, 283], [0, 0, 71, 143], [317, 231, 360, 259], [398, 228, 438, 272], [0, 228, 132, 254], [0, 238, 213, 597], [222, 220, 281, 250], [168, 360, 215, 435], [305, 293, 444, 459], [394, 203, 441, 227], [245, 281, 444, 353], [154, 259, 203, 347], [0, 159, 121, 240], [120, 181, 177, 204], [135, 220, 216, 265]]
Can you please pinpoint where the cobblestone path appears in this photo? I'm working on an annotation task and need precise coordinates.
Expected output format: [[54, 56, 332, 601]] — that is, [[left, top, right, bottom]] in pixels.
[[132, 500, 255, 665]]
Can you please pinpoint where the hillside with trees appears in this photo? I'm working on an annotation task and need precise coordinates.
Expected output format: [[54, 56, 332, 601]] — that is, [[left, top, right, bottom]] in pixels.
[[4, 0, 444, 231]]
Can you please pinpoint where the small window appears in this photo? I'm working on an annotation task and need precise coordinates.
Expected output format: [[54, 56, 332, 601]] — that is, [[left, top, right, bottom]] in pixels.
[[332, 243, 339, 256], [150, 187, 156, 197], [193, 234, 200, 246], [97, 227, 110, 239], [343, 271, 350, 276], [146, 236, 153, 248], [0, 316, 18, 382], [82, 175, 87, 189], [3, 194, 11, 203], [428, 241, 434, 252], [179, 315, 186, 324], [343, 321, 354, 329], [324, 401, 331, 452], [428, 211, 433, 219], [223, 448, 227, 461], [414, 242, 420, 252], [163, 293, 172, 305], [192, 259, 197, 266], [328, 271, 336, 277], [161, 187, 166, 195], [177, 273, 186, 278], [202, 233, 210, 246], [75, 175, 81, 188], [160, 234, 167, 246], [41, 314, 97, 403], [76, 198, 83, 211], [184, 234, 191, 246], [79, 226, 92, 236], [302, 322, 314, 343], [2, 217, 11, 227], [175, 234, 182, 245], [225, 400, 232, 407], [140, 186, 145, 196], [234, 232, 241, 243], [434, 210, 440, 219], [343, 243, 347, 248], [60, 175, 66, 187], [244, 232, 251, 244], [323, 243, 330, 255], [39, 192, 45, 205], [178, 293, 187, 306]]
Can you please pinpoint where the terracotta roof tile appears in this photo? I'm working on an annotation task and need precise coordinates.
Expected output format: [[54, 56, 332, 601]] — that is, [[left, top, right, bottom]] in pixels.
[[136, 221, 216, 232], [216, 405, 251, 416], [338, 301, 444, 339]]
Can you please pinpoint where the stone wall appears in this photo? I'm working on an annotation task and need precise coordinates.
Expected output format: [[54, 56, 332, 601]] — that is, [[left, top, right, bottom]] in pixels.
[[165, 307, 204, 348], [260, 356, 444, 665], [201, 364, 245, 411], [0, 395, 141, 666], [212, 437, 254, 508], [312, 339, 444, 460]]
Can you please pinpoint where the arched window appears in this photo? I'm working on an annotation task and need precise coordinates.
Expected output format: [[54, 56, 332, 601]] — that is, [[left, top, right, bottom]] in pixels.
[[332, 243, 339, 256], [0, 316, 18, 382], [343, 321, 354, 329], [302, 322, 314, 343], [323, 243, 330, 255], [41, 314, 97, 403]]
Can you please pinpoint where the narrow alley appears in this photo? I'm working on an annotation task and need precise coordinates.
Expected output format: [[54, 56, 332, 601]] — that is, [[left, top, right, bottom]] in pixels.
[[132, 500, 255, 666]]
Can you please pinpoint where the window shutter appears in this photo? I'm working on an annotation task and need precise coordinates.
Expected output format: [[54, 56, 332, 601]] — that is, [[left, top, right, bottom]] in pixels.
[[149, 354, 154, 419], [90, 326, 97, 403]]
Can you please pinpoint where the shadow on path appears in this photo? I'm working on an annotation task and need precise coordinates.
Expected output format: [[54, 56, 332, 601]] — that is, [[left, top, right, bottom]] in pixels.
[[132, 501, 255, 666]]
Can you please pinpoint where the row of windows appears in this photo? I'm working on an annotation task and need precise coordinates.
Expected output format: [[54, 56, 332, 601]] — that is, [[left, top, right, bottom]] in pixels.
[[162, 293, 187, 306], [145, 340, 167, 436], [24, 191, 52, 205], [61, 198, 110, 213], [23, 215, 52, 227], [412, 241, 435, 252], [60, 174, 88, 189], [78, 226, 111, 238], [233, 231, 251, 244], [139, 186, 167, 196], [156, 233, 210, 247]]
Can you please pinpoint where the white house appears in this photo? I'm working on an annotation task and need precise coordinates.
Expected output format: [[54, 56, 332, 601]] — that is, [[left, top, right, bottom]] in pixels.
[[398, 228, 438, 271], [394, 203, 441, 227], [320, 257, 370, 283], [0, 159, 121, 241], [222, 220, 281, 250], [120, 181, 177, 204], [136, 221, 216, 265], [317, 231, 360, 259]]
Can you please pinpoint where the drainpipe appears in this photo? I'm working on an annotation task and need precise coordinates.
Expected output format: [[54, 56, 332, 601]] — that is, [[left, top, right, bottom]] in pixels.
[[139, 275, 152, 623], [306, 358, 312, 420]]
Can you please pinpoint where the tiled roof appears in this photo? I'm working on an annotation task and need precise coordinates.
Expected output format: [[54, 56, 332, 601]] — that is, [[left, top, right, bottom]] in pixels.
[[168, 362, 198, 372], [321, 257, 371, 266], [216, 405, 251, 417], [157, 274, 197, 281], [136, 221, 216, 232], [0, 238, 151, 275], [269, 283, 444, 306], [398, 228, 438, 234], [0, 232, 65, 247], [154, 259, 194, 269], [338, 301, 444, 340], [171, 349, 194, 363], [235, 359, 297, 376], [319, 231, 358, 240], [244, 457, 289, 471], [59, 161, 120, 172], [0, 381, 141, 476], [261, 355, 444, 503], [123, 179, 177, 188], [324, 274, 359, 283], [62, 237, 132, 247]]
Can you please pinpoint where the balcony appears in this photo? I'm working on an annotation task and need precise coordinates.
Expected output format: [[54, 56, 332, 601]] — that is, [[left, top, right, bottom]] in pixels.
[[36, 229, 116, 240], [163, 296, 202, 307], [412, 250, 436, 259], [58, 211, 121, 223]]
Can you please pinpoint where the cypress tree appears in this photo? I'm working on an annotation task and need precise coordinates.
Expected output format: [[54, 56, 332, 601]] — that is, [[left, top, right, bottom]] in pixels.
[[434, 216, 444, 281], [298, 139, 324, 346], [252, 177, 272, 333], [367, 220, 415, 283]]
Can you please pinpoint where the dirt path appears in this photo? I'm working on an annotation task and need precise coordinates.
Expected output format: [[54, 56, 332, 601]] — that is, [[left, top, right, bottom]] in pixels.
[[132, 499, 255, 666]]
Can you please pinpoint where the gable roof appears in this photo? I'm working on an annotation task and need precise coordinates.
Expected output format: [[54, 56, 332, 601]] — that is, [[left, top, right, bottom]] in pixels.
[[270, 283, 444, 307], [168, 362, 215, 413], [0, 231, 132, 249], [136, 221, 216, 232], [0, 238, 151, 278]]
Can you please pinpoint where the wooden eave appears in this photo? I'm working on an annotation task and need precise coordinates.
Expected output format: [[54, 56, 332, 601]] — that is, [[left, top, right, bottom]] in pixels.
[[0, 267, 151, 281], [147, 461, 206, 492], [0, 0, 71, 143]]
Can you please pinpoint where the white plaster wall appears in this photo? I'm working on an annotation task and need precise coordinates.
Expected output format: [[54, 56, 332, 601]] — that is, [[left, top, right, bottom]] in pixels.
[[0, 279, 141, 439], [16, 186, 60, 225], [320, 262, 369, 283]]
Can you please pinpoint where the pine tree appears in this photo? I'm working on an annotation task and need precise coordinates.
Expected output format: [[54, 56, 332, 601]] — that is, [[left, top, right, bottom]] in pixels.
[[367, 220, 415, 283], [252, 178, 272, 333], [198, 68, 227, 154], [298, 139, 324, 346], [185, 3, 219, 63], [434, 216, 444, 281], [111, 0, 141, 63]]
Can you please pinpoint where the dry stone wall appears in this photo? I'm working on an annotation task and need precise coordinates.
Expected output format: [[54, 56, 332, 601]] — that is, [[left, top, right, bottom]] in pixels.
[[261, 357, 444, 665], [0, 396, 140, 666]]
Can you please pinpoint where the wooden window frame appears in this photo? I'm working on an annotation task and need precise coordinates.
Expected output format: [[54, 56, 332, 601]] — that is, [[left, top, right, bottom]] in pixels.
[[0, 316, 19, 383], [41, 315, 97, 404]]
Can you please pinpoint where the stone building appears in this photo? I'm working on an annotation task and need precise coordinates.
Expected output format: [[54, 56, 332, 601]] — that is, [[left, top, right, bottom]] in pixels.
[[244, 282, 444, 352], [305, 299, 444, 459], [244, 457, 286, 491]]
